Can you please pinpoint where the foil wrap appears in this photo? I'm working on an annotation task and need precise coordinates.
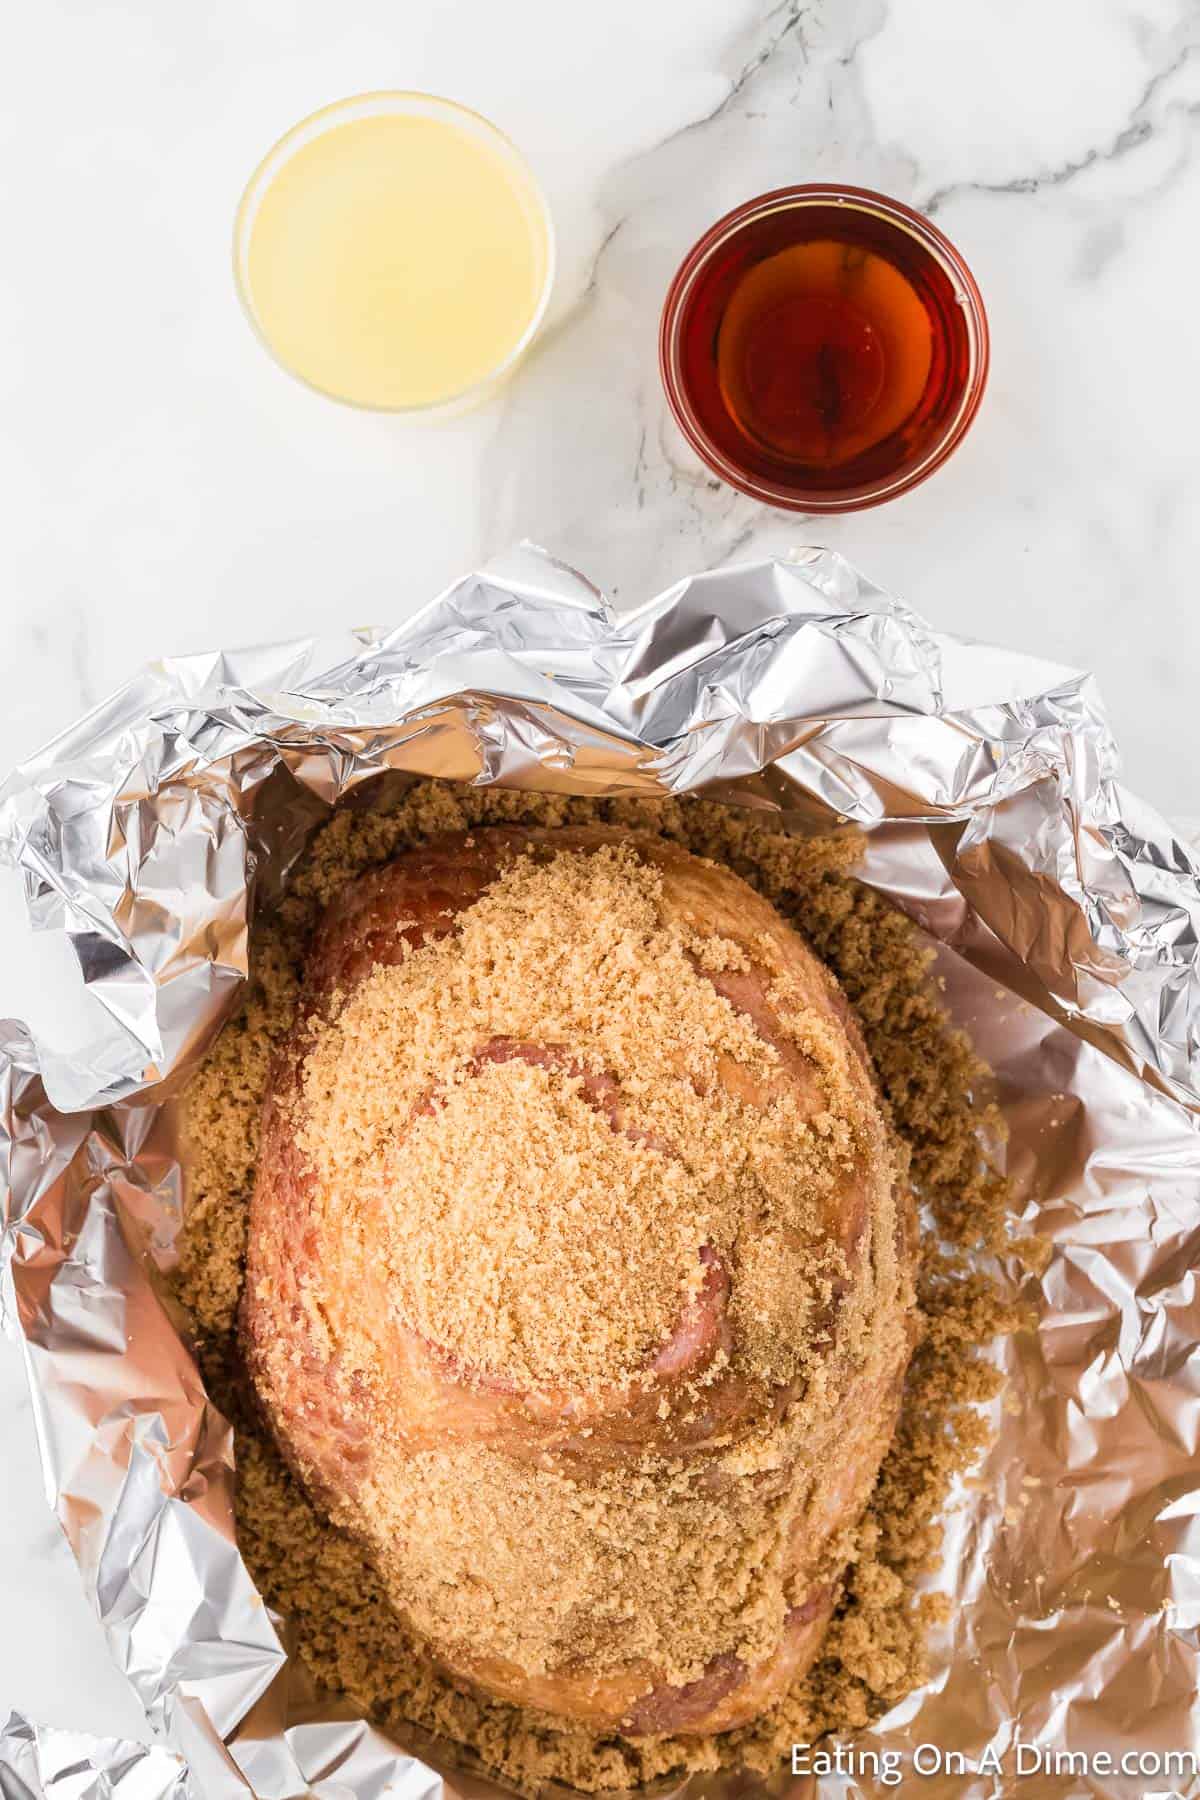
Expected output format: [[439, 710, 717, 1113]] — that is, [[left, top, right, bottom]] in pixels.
[[2, 546, 1199, 1799], [0, 1712, 190, 1800]]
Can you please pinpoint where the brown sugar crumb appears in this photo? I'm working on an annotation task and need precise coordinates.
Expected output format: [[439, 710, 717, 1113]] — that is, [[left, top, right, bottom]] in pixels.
[[172, 932, 300, 1339], [380, 1057, 709, 1390], [292, 838, 866, 1399], [172, 779, 1023, 1794]]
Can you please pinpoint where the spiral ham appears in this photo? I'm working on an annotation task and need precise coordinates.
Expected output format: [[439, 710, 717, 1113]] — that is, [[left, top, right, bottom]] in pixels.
[[242, 827, 917, 1735]]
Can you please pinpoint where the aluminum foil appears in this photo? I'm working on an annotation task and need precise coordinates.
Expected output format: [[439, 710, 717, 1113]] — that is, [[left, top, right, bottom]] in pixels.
[[0, 1712, 190, 1800], [2, 545, 1199, 1800]]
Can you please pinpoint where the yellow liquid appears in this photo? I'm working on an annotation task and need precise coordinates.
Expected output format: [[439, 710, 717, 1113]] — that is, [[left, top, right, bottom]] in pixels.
[[242, 107, 551, 409]]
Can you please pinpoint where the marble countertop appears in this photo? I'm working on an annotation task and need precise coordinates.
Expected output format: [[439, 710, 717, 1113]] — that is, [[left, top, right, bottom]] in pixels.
[[2, 0, 1198, 1754]]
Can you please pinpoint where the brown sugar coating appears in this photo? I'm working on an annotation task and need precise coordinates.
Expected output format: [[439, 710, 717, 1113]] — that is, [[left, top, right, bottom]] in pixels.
[[173, 782, 1022, 1792], [241, 827, 917, 1733]]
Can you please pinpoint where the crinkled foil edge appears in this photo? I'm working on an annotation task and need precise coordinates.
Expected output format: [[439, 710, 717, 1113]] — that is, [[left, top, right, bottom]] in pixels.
[[0, 1711, 190, 1800]]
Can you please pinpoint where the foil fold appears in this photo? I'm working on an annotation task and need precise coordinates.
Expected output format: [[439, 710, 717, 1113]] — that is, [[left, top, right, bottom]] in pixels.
[[2, 546, 1199, 1798], [0, 1712, 190, 1800]]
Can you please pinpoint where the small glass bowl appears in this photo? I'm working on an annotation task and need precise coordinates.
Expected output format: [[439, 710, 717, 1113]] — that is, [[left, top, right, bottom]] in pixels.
[[659, 184, 989, 513], [233, 90, 556, 417]]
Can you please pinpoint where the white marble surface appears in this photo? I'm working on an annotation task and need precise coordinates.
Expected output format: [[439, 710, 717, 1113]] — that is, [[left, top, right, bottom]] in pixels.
[[2, 0, 1198, 1753]]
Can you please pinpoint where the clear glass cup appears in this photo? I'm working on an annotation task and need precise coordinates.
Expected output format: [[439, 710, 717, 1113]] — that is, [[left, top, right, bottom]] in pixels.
[[234, 91, 556, 416], [659, 184, 989, 512]]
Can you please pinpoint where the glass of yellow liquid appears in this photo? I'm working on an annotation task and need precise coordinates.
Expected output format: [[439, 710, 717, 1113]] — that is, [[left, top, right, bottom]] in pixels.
[[234, 91, 555, 414]]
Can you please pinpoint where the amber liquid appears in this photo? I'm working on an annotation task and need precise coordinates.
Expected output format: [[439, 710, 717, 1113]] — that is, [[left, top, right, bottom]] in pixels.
[[674, 202, 974, 500]]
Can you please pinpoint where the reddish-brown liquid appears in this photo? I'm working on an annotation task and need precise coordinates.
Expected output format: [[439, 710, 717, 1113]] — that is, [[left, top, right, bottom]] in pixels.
[[673, 202, 975, 500]]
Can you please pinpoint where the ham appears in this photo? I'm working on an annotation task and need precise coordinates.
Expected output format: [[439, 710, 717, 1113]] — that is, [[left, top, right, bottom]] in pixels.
[[242, 826, 916, 1736]]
